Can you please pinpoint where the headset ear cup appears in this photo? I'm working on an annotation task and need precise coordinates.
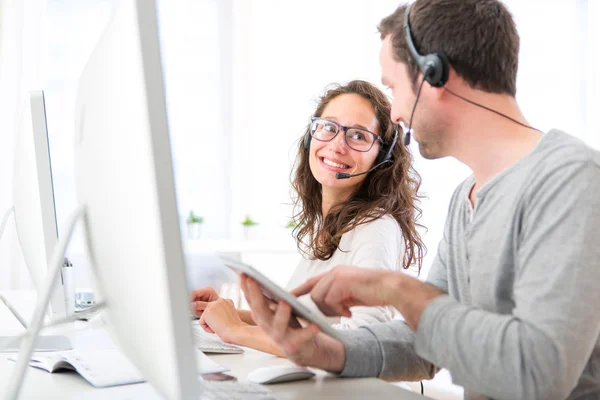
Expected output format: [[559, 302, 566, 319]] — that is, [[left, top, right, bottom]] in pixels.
[[424, 52, 449, 87], [436, 51, 450, 87], [404, 3, 450, 88], [423, 54, 441, 86]]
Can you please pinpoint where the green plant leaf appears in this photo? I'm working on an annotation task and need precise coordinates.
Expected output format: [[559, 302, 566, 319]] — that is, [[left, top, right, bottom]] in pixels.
[[241, 215, 258, 226], [186, 210, 203, 224]]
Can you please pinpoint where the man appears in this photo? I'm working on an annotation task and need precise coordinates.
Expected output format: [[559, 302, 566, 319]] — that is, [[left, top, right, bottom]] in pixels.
[[241, 1, 600, 399]]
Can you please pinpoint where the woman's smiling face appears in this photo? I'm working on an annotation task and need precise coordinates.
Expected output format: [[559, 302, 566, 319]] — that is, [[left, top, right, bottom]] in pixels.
[[308, 93, 381, 192]]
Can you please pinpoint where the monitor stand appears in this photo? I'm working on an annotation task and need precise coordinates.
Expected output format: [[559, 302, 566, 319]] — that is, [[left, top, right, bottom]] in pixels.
[[3, 205, 84, 400], [0, 335, 71, 353], [0, 206, 73, 354]]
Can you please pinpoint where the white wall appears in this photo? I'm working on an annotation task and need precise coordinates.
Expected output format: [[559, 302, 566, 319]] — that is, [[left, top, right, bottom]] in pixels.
[[229, 0, 402, 237], [510, 0, 588, 137], [0, 0, 47, 289], [1, 0, 597, 288], [158, 0, 233, 240], [226, 0, 598, 278], [585, 0, 600, 149]]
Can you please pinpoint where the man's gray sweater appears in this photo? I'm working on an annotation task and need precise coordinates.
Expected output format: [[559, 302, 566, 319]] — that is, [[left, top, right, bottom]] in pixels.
[[340, 130, 600, 400]]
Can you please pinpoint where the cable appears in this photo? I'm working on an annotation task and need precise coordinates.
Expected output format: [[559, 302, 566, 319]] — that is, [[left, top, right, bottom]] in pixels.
[[409, 76, 428, 130], [444, 87, 542, 132], [420, 380, 424, 395]]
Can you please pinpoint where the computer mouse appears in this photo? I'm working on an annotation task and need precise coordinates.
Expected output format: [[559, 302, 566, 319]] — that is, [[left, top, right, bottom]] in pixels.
[[247, 365, 316, 385]]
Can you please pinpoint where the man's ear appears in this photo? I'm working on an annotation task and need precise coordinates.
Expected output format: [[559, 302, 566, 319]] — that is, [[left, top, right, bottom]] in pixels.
[[419, 78, 444, 104], [427, 83, 445, 101], [428, 66, 458, 102]]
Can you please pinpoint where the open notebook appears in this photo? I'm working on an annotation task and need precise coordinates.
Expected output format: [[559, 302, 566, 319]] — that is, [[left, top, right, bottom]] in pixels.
[[8, 347, 229, 388], [9, 349, 145, 388]]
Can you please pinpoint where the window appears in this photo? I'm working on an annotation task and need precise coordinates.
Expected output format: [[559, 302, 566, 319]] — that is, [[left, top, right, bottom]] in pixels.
[[39, 0, 595, 288]]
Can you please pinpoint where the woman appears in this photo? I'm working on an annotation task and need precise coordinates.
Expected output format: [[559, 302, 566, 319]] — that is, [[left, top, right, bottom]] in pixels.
[[191, 80, 424, 356]]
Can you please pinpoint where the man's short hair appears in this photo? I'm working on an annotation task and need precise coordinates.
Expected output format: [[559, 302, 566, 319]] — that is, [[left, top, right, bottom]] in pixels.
[[378, 0, 519, 96]]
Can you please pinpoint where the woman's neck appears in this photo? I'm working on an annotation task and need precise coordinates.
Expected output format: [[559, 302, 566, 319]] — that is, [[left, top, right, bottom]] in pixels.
[[321, 187, 353, 217]]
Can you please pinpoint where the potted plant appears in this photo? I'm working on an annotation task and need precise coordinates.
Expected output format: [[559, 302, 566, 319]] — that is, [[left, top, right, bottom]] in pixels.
[[285, 219, 297, 229], [186, 210, 204, 240], [241, 215, 258, 240]]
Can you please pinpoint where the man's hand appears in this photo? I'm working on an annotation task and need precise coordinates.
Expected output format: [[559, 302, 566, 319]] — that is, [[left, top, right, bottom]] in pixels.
[[190, 286, 220, 317], [293, 265, 445, 331], [199, 298, 246, 343], [291, 265, 399, 317], [240, 275, 346, 372]]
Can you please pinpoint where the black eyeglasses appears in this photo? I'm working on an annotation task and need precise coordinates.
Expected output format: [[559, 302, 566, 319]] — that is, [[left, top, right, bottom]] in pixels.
[[309, 117, 384, 152]]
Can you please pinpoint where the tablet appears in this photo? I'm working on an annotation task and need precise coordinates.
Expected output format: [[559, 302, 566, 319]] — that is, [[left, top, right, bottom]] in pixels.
[[220, 257, 346, 343]]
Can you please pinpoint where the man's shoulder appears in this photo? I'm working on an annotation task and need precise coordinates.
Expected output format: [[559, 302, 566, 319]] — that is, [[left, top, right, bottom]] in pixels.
[[536, 130, 600, 168], [521, 130, 600, 193]]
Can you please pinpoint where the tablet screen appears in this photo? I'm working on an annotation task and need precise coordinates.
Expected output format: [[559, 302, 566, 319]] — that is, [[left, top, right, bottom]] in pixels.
[[220, 256, 346, 343]]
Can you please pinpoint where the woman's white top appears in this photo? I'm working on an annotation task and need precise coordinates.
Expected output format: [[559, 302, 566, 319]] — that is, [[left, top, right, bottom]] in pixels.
[[285, 214, 407, 330]]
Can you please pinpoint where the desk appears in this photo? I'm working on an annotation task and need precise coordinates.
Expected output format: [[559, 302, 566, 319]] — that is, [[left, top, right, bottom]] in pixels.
[[0, 291, 429, 399]]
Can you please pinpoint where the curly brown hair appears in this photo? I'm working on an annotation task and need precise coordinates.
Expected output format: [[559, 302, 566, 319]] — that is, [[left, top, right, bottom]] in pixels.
[[291, 80, 425, 272]]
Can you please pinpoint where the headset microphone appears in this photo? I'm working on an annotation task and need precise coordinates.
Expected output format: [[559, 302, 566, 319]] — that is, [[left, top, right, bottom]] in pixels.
[[403, 75, 427, 147], [335, 160, 391, 180], [401, 2, 447, 149], [401, 1, 540, 143], [403, 128, 411, 146], [335, 123, 399, 180]]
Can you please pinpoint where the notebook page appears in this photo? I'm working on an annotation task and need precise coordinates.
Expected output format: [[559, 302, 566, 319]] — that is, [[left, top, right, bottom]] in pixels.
[[61, 349, 146, 388]]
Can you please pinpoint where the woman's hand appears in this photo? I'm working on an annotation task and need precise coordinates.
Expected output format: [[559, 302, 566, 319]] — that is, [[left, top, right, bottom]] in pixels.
[[190, 286, 220, 317], [199, 298, 247, 344]]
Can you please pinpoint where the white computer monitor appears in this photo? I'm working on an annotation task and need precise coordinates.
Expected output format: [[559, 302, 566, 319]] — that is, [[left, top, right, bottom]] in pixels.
[[12, 91, 66, 320], [0, 91, 72, 355], [73, 1, 197, 398]]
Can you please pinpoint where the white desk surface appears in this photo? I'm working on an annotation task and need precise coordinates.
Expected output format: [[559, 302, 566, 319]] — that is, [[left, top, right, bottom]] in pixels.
[[0, 290, 430, 399]]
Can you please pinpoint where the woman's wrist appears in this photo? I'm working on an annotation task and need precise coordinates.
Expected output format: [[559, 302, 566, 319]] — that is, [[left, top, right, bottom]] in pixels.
[[237, 309, 256, 325], [222, 323, 250, 346]]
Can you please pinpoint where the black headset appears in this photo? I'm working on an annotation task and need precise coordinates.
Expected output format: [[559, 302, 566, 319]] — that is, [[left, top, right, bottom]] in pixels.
[[402, 2, 539, 137], [379, 124, 398, 164], [303, 121, 398, 165], [403, 2, 449, 88]]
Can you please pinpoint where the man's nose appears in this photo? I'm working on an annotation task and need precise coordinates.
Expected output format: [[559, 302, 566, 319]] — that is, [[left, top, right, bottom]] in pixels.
[[390, 105, 403, 126]]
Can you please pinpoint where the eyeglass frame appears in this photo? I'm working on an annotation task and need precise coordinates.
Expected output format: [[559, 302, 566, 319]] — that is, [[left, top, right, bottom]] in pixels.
[[309, 117, 385, 152]]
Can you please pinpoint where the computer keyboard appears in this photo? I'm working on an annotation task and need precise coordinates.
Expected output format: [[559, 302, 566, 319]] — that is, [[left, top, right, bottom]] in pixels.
[[74, 303, 102, 321], [199, 381, 278, 400], [193, 328, 244, 354]]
